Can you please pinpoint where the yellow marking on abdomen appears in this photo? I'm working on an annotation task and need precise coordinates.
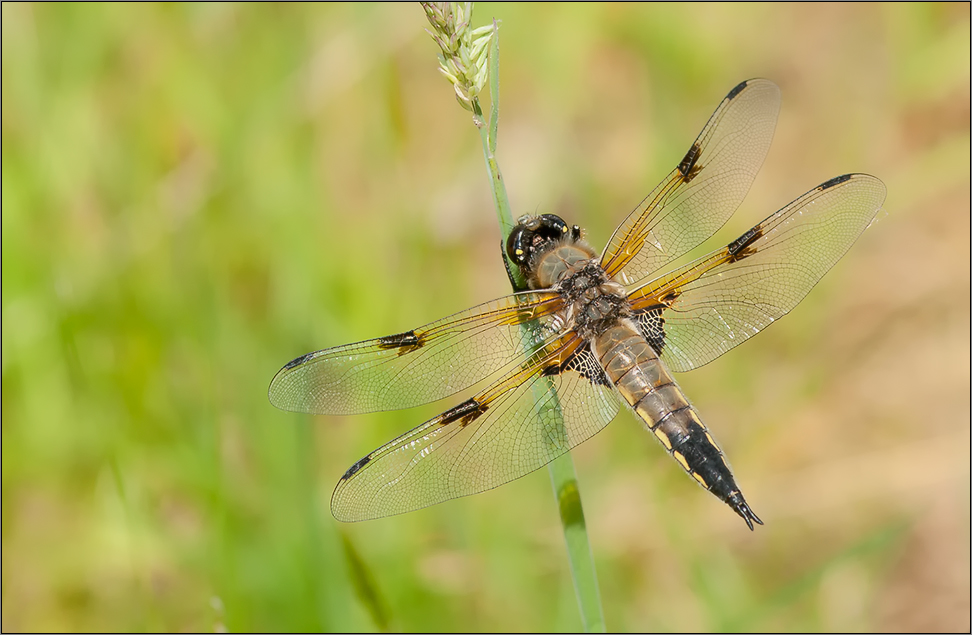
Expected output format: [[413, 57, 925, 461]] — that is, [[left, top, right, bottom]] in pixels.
[[692, 471, 708, 488], [653, 427, 672, 450], [673, 450, 690, 470]]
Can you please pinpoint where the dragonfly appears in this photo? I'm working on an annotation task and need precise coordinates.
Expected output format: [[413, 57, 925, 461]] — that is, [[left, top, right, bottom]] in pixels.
[[269, 79, 886, 530]]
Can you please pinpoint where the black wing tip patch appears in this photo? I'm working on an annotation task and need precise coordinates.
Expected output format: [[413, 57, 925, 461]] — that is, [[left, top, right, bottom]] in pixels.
[[726, 79, 749, 100], [269, 351, 319, 405], [377, 330, 425, 356], [819, 173, 853, 190], [281, 351, 317, 371], [341, 455, 372, 480]]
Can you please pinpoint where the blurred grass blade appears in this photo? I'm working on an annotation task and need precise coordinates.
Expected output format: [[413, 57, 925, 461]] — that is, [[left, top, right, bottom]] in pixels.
[[339, 531, 391, 632]]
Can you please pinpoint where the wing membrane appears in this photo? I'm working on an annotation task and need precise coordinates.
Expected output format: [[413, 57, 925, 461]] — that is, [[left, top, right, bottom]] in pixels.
[[268, 292, 565, 414], [330, 340, 622, 521], [601, 78, 781, 285], [629, 174, 887, 373]]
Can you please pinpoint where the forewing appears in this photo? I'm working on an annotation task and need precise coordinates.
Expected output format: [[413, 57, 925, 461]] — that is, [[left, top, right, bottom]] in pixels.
[[330, 340, 622, 521], [601, 78, 781, 285], [268, 292, 565, 414], [629, 174, 887, 373]]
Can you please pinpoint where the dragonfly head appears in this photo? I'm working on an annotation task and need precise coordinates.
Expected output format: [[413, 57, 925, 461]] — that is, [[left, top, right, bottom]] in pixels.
[[506, 214, 582, 278]]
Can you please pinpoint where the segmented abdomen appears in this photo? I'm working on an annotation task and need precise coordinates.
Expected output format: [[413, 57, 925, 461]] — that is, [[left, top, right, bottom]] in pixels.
[[592, 321, 741, 503]]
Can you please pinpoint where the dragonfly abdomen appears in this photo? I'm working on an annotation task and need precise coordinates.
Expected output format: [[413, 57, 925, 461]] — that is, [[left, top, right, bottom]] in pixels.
[[593, 321, 763, 529]]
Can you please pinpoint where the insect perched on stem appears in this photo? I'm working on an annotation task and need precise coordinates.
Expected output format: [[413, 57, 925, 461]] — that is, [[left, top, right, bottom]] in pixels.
[[269, 79, 886, 529]]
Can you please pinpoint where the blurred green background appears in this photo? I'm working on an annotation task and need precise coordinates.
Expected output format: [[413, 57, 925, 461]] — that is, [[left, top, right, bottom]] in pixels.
[[3, 2, 969, 632]]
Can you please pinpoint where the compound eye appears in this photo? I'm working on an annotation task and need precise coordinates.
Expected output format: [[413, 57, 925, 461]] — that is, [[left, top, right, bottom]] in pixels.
[[537, 214, 569, 239], [506, 226, 531, 264]]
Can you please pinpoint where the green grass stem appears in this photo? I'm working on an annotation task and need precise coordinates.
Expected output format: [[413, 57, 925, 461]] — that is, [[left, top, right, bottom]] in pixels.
[[471, 17, 605, 633]]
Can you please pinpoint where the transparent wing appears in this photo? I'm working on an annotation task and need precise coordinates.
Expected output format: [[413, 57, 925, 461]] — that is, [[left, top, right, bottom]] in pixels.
[[330, 340, 622, 521], [268, 292, 565, 414], [629, 174, 887, 373], [600, 78, 781, 285]]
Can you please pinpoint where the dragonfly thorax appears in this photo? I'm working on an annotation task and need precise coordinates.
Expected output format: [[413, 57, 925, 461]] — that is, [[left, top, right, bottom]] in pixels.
[[557, 260, 631, 340]]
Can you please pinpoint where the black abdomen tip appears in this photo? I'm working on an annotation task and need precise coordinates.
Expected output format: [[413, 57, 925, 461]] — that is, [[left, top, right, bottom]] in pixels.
[[727, 491, 763, 531]]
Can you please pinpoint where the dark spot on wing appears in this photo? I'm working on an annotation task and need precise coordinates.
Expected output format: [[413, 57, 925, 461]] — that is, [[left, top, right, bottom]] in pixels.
[[661, 289, 681, 305], [341, 455, 371, 480], [727, 224, 764, 262], [563, 343, 611, 386], [282, 351, 317, 371], [541, 364, 561, 377], [377, 329, 424, 356], [726, 79, 749, 100], [636, 305, 667, 355], [439, 398, 487, 427], [678, 142, 703, 183], [819, 173, 852, 190]]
